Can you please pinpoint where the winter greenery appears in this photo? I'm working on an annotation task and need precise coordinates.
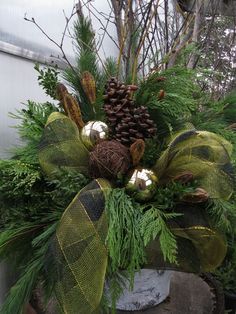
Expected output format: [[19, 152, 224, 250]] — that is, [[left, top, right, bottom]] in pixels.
[[0, 1, 236, 313]]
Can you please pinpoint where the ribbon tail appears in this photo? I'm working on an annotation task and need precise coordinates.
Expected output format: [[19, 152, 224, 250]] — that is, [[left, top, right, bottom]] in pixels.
[[52, 179, 111, 314]]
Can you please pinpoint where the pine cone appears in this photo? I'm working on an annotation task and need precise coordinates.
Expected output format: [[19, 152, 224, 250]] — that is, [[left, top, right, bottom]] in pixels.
[[103, 77, 157, 146]]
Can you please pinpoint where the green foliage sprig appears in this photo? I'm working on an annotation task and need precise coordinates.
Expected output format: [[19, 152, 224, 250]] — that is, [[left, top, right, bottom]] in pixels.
[[0, 222, 57, 314], [9, 100, 58, 164], [64, 12, 101, 121], [207, 197, 236, 233], [136, 67, 201, 143], [105, 183, 190, 278], [190, 93, 236, 163], [105, 188, 146, 282], [139, 206, 180, 264], [63, 9, 117, 122], [0, 100, 89, 226], [34, 64, 59, 99]]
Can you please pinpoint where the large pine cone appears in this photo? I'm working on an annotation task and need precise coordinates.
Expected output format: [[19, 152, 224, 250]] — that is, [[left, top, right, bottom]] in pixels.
[[103, 77, 157, 146]]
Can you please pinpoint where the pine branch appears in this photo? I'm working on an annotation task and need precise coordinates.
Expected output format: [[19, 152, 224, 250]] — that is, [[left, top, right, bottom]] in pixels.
[[63, 13, 104, 121], [0, 222, 57, 314], [136, 66, 200, 143]]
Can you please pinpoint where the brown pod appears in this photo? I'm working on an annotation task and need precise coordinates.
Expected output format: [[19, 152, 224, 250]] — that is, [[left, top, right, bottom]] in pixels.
[[182, 188, 209, 203], [56, 83, 68, 101], [158, 89, 165, 100], [56, 83, 84, 129], [156, 76, 166, 82], [62, 93, 85, 129], [173, 171, 194, 184], [81, 71, 96, 104], [127, 84, 138, 91], [130, 139, 145, 166]]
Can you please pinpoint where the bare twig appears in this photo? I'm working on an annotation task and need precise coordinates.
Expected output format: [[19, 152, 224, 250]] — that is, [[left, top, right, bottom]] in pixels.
[[24, 11, 77, 73], [81, 1, 119, 49]]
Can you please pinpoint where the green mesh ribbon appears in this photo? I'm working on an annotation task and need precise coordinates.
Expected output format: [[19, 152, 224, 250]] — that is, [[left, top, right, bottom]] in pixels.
[[39, 112, 89, 176], [146, 205, 227, 273], [151, 129, 232, 272], [154, 130, 234, 199], [53, 178, 111, 314]]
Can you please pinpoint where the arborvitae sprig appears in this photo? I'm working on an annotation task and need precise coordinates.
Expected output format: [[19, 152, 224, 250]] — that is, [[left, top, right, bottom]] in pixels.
[[0, 160, 40, 198], [46, 170, 90, 209], [105, 184, 187, 281]]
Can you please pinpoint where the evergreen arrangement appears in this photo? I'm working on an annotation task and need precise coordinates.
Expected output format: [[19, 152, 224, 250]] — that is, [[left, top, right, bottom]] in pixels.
[[0, 8, 235, 314]]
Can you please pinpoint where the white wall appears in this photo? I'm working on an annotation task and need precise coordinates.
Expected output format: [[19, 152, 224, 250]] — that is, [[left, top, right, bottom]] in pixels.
[[0, 52, 53, 158]]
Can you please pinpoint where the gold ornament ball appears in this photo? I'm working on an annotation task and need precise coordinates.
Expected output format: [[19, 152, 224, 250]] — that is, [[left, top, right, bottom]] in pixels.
[[126, 168, 158, 202], [80, 121, 109, 149]]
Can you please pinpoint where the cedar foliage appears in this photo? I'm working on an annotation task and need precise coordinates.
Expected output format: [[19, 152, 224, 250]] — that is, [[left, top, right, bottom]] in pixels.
[[9, 100, 58, 165], [104, 182, 196, 312], [105, 188, 146, 280], [105, 183, 194, 279]]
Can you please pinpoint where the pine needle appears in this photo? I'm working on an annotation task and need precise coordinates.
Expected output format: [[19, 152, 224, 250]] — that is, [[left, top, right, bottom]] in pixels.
[[0, 223, 57, 314]]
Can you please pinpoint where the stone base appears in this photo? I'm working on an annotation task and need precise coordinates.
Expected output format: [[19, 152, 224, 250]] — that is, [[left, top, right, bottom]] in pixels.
[[116, 272, 220, 314], [106, 269, 172, 311]]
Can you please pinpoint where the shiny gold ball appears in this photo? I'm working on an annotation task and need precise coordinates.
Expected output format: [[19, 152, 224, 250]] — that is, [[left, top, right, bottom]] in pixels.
[[126, 168, 158, 202], [80, 121, 109, 150]]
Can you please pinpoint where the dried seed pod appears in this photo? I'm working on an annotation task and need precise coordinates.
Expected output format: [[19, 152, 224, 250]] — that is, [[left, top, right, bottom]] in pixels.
[[130, 139, 145, 166], [56, 83, 68, 101], [183, 188, 209, 203], [158, 89, 165, 100], [173, 171, 194, 184], [81, 71, 96, 104], [62, 93, 85, 129], [56, 83, 84, 129], [127, 84, 138, 91]]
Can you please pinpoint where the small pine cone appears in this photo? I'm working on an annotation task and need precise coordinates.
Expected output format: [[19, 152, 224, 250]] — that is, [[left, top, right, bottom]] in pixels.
[[103, 77, 135, 139], [103, 78, 156, 145]]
